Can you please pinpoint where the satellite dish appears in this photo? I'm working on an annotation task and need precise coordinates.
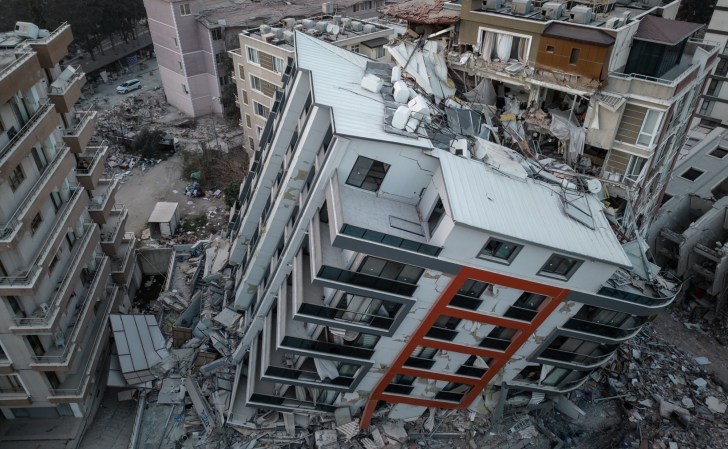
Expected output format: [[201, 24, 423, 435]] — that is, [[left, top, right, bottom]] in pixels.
[[330, 25, 340, 35]]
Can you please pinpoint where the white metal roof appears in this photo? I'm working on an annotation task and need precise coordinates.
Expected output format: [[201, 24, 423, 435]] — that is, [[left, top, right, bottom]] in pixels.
[[148, 201, 179, 223], [110, 314, 169, 384], [294, 31, 433, 148], [435, 149, 632, 267]]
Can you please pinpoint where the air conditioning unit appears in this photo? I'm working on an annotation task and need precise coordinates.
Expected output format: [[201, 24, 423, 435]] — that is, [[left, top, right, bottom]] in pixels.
[[271, 27, 284, 39], [542, 2, 565, 19], [282, 18, 296, 28], [605, 17, 620, 29], [484, 0, 504, 10], [259, 24, 271, 35], [570, 5, 593, 24], [512, 0, 533, 15], [322, 2, 334, 14], [283, 30, 295, 45], [341, 18, 352, 29]]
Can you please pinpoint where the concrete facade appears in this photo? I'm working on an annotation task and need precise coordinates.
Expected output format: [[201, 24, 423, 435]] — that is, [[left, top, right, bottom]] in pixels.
[[694, 0, 728, 128]]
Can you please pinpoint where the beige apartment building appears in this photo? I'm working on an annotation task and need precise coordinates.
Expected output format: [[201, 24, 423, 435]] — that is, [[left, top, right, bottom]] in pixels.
[[0, 21, 135, 433], [230, 17, 397, 152]]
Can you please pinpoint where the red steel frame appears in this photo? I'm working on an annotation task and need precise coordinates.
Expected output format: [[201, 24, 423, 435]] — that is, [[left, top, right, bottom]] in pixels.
[[360, 266, 571, 428]]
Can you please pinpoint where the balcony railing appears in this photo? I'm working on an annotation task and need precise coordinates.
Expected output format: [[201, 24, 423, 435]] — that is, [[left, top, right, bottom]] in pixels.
[[449, 294, 482, 310], [13, 222, 95, 327], [384, 384, 414, 395], [48, 65, 83, 95], [503, 306, 538, 322], [281, 336, 374, 360], [76, 144, 107, 175], [264, 366, 354, 387], [30, 257, 107, 363], [0, 146, 72, 242], [340, 223, 441, 256], [539, 347, 615, 367], [0, 47, 34, 84], [317, 266, 418, 297], [0, 189, 86, 290], [88, 179, 118, 211], [0, 100, 53, 164], [403, 356, 435, 369], [434, 391, 465, 402], [249, 393, 338, 412], [111, 232, 136, 272], [562, 317, 644, 340], [100, 206, 127, 243], [297, 302, 394, 330], [425, 326, 458, 341], [455, 365, 487, 378], [65, 109, 96, 137], [479, 337, 511, 351]]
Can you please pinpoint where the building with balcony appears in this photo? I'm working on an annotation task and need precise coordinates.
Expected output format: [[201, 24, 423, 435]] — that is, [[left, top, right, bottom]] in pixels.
[[224, 31, 679, 428], [142, 0, 394, 118], [451, 0, 718, 235], [694, 0, 728, 128], [0, 22, 136, 440], [648, 127, 728, 313], [230, 16, 397, 152]]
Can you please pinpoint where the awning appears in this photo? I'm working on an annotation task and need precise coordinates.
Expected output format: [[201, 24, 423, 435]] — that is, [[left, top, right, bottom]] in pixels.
[[361, 37, 390, 49]]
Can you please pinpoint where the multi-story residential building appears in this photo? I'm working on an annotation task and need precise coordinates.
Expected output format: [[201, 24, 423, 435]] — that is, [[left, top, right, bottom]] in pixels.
[[452, 0, 717, 235], [224, 31, 679, 428], [230, 17, 396, 152], [0, 22, 135, 437], [649, 127, 728, 312], [143, 0, 391, 117], [694, 0, 728, 128]]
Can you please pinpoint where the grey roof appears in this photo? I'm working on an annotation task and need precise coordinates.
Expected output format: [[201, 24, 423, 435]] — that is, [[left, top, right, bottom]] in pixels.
[[110, 315, 169, 385], [148, 201, 178, 223], [634, 15, 702, 45], [543, 23, 615, 47], [361, 37, 390, 48], [197, 0, 366, 28]]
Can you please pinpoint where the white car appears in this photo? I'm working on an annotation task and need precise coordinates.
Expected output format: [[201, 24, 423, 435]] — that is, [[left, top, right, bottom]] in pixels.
[[116, 79, 141, 94]]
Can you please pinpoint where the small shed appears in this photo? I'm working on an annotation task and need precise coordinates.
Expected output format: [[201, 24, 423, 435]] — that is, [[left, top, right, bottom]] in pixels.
[[148, 201, 179, 238]]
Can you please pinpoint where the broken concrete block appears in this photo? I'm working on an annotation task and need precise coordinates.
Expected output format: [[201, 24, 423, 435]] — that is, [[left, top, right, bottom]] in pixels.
[[335, 407, 353, 427], [694, 356, 711, 365], [681, 397, 694, 409], [381, 421, 407, 443], [693, 377, 708, 390], [706, 396, 727, 414], [659, 401, 689, 419], [314, 429, 339, 449], [371, 427, 386, 448], [552, 394, 586, 420]]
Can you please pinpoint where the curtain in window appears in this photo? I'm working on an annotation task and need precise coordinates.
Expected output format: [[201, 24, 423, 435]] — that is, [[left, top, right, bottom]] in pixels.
[[517, 38, 528, 62], [496, 34, 513, 62], [480, 31, 496, 63]]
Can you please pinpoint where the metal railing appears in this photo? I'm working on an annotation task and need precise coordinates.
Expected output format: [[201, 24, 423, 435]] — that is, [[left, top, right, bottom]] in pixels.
[[65, 109, 96, 136], [264, 366, 354, 387], [0, 147, 72, 241], [13, 222, 94, 326], [30, 257, 107, 363], [100, 206, 127, 242], [76, 145, 107, 175], [0, 187, 85, 289], [317, 266, 418, 296], [0, 100, 53, 162], [340, 223, 441, 256], [88, 179, 118, 211], [281, 336, 374, 360], [29, 22, 70, 45], [297, 302, 394, 329], [563, 317, 644, 340], [48, 65, 84, 95], [539, 347, 616, 367], [0, 47, 34, 84], [111, 232, 136, 271]]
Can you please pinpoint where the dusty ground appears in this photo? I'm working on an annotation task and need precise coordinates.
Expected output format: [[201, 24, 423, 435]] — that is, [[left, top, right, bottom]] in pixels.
[[114, 153, 226, 236]]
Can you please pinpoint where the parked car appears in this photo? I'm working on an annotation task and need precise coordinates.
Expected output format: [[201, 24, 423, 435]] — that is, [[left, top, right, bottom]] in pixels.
[[116, 79, 141, 94]]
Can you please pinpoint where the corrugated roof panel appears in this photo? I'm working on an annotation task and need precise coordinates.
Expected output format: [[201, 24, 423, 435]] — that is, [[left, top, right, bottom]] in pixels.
[[435, 149, 631, 267]]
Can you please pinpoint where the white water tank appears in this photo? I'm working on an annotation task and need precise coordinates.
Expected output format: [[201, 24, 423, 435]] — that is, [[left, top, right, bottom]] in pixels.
[[393, 81, 409, 103], [570, 5, 593, 24], [512, 0, 533, 15], [282, 18, 297, 28], [341, 18, 352, 29], [363, 24, 377, 33], [302, 19, 315, 29], [360, 73, 383, 93], [15, 22, 39, 39], [283, 30, 295, 45], [351, 21, 363, 32], [316, 21, 328, 33], [484, 0, 504, 9], [259, 24, 271, 35], [542, 2, 565, 19], [392, 106, 410, 130]]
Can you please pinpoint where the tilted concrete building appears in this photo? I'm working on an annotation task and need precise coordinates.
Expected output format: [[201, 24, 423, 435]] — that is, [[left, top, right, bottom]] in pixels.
[[694, 0, 728, 129], [224, 31, 679, 427], [0, 22, 135, 435]]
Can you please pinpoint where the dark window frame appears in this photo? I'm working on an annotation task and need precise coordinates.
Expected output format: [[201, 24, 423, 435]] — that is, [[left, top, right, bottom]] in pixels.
[[538, 254, 582, 280], [477, 238, 522, 264], [345, 156, 390, 192]]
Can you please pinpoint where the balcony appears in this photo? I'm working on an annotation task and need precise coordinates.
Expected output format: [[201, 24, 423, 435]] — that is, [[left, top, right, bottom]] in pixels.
[[0, 357, 12, 374], [0, 146, 76, 249], [0, 101, 57, 174], [48, 286, 119, 403], [28, 23, 73, 69], [76, 144, 109, 190], [425, 326, 459, 341], [9, 223, 98, 334], [562, 317, 644, 342], [29, 257, 111, 370], [63, 110, 97, 153], [0, 190, 90, 296], [88, 179, 119, 224], [0, 48, 42, 105], [100, 206, 128, 256], [111, 232, 136, 284], [0, 389, 31, 407], [538, 347, 615, 369], [48, 65, 86, 113]]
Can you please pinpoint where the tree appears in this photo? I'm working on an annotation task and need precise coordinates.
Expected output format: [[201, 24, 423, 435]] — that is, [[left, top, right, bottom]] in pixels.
[[132, 128, 165, 158]]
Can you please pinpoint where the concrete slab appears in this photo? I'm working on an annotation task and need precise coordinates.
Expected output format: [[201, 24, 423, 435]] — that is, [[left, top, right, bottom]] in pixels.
[[78, 389, 137, 449]]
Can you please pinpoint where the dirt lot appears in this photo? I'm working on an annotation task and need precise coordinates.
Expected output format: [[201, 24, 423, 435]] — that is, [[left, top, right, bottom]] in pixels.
[[114, 153, 227, 236]]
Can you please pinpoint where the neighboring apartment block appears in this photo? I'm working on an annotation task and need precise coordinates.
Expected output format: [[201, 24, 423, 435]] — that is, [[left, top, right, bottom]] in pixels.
[[143, 0, 391, 117], [694, 0, 728, 128], [451, 0, 717, 235], [649, 127, 728, 312], [230, 17, 396, 151], [0, 22, 135, 429], [224, 32, 678, 428]]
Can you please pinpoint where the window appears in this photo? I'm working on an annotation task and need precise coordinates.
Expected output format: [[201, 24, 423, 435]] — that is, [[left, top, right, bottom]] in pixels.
[[30, 213, 42, 235], [546, 45, 555, 53], [699, 100, 715, 116], [66, 230, 77, 248], [0, 375, 25, 394], [179, 3, 191, 15], [245, 114, 251, 128], [480, 326, 517, 350], [357, 256, 424, 284], [385, 375, 416, 394], [238, 64, 245, 79], [256, 125, 263, 139], [478, 238, 521, 264], [345, 156, 390, 191], [182, 84, 188, 94], [31, 147, 48, 172], [709, 147, 728, 159], [7, 296, 24, 318], [214, 52, 224, 64], [248, 137, 255, 150], [242, 89, 248, 104], [458, 279, 490, 298], [253, 101, 270, 118], [250, 74, 263, 92], [350, 44, 360, 53], [49, 254, 59, 273], [504, 292, 547, 321], [624, 155, 647, 182], [569, 48, 580, 65], [539, 254, 582, 280], [374, 46, 386, 59], [636, 109, 662, 147], [172, 37, 178, 47], [405, 346, 438, 369], [706, 80, 721, 97], [211, 28, 222, 40], [9, 164, 25, 191], [680, 167, 704, 181], [247, 47, 260, 64], [272, 56, 285, 74], [427, 197, 445, 235], [218, 75, 230, 86]]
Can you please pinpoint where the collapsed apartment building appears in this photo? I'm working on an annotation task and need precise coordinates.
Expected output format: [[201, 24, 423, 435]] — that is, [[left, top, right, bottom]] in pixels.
[[648, 127, 728, 314], [0, 22, 137, 439], [223, 3, 708, 424], [230, 15, 398, 152]]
